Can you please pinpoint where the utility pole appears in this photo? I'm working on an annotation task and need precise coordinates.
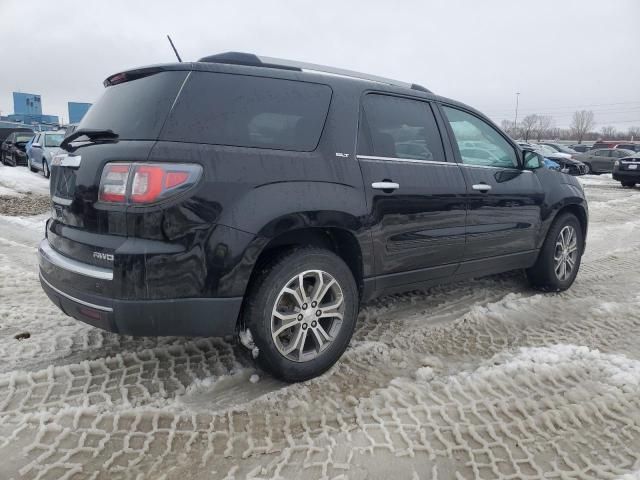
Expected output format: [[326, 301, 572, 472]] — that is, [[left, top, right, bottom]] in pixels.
[[514, 92, 520, 137]]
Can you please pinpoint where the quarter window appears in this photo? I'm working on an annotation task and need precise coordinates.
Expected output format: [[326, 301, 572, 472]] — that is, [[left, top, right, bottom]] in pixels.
[[442, 106, 518, 168], [358, 94, 445, 161]]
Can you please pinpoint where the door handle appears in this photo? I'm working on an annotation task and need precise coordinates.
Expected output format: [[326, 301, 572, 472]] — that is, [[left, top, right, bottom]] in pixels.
[[472, 183, 491, 192], [372, 181, 399, 191]]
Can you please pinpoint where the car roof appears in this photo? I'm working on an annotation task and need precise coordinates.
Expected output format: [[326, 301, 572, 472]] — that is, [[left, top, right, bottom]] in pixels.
[[105, 54, 491, 124]]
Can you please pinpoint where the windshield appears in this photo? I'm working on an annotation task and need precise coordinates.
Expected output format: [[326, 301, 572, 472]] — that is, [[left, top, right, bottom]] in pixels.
[[535, 144, 556, 155], [15, 134, 33, 143], [45, 133, 64, 147], [557, 145, 577, 154]]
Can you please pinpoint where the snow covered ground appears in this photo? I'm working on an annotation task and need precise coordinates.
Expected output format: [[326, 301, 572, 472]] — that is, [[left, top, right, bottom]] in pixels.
[[0, 164, 50, 197], [1, 173, 640, 479]]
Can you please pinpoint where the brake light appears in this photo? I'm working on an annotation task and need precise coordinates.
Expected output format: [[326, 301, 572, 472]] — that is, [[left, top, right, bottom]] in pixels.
[[99, 163, 202, 204], [99, 164, 130, 203]]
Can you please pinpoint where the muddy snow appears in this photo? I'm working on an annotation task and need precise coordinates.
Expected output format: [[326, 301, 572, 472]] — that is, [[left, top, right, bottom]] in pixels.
[[1, 169, 640, 479]]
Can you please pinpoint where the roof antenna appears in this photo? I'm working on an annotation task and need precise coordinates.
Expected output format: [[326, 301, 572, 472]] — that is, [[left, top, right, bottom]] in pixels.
[[167, 35, 182, 62]]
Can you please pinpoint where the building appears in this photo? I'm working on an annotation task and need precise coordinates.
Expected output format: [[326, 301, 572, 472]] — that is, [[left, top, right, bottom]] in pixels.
[[68, 102, 92, 123], [13, 92, 42, 115], [3, 91, 60, 130]]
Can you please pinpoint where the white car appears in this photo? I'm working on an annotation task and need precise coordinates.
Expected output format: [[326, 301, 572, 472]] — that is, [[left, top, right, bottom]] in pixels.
[[27, 131, 64, 178]]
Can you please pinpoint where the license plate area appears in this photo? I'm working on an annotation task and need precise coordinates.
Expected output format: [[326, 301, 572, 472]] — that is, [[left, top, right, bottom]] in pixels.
[[628, 164, 638, 170]]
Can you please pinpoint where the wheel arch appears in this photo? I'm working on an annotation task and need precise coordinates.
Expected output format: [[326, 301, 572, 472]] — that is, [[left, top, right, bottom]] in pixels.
[[249, 224, 366, 300], [541, 201, 588, 250]]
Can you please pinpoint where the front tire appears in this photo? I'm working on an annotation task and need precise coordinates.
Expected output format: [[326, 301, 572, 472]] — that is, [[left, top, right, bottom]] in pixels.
[[527, 213, 584, 292], [621, 181, 635, 188], [583, 163, 592, 174], [242, 247, 358, 382]]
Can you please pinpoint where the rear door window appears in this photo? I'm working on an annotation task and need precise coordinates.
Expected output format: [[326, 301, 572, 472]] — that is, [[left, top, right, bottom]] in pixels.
[[162, 72, 332, 152], [78, 70, 189, 140], [357, 94, 445, 161]]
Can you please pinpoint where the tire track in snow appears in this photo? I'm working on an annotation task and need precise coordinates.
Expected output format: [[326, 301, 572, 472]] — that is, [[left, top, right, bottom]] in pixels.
[[2, 178, 640, 478]]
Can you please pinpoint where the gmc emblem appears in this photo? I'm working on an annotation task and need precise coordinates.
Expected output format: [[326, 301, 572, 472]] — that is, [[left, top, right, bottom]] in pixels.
[[93, 252, 114, 262]]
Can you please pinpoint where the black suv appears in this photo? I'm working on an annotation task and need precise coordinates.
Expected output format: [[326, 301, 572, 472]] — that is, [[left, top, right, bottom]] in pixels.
[[39, 53, 588, 381]]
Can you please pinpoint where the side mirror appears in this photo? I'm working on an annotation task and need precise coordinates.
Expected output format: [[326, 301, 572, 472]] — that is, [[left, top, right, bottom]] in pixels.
[[32, 142, 41, 148], [523, 150, 543, 170]]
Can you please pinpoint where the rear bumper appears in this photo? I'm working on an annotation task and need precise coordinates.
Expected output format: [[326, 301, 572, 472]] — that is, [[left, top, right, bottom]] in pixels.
[[613, 169, 640, 181], [39, 239, 242, 337]]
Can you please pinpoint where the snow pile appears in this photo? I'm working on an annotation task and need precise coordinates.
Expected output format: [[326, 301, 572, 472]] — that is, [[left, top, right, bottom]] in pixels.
[[0, 164, 50, 197]]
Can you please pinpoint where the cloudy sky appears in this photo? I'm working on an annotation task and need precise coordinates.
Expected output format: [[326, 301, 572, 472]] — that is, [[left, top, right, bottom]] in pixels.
[[1, 0, 639, 131]]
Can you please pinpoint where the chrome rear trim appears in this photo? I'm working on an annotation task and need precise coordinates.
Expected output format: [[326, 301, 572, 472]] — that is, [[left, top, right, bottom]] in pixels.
[[39, 239, 113, 281]]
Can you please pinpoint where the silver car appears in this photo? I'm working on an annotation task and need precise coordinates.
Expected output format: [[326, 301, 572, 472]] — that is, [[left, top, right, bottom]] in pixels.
[[28, 131, 64, 178], [576, 148, 636, 174]]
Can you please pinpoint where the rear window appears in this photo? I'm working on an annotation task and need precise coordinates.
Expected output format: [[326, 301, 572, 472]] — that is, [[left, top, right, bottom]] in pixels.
[[78, 71, 188, 140], [45, 133, 64, 147], [161, 72, 332, 151]]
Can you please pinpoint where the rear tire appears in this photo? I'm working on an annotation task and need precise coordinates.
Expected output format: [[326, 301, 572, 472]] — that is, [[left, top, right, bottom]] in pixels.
[[621, 181, 635, 188], [583, 163, 592, 174], [242, 247, 358, 382], [527, 213, 584, 292]]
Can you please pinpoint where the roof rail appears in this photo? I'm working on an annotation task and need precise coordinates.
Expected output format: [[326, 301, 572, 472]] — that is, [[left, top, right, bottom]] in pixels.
[[197, 52, 432, 94]]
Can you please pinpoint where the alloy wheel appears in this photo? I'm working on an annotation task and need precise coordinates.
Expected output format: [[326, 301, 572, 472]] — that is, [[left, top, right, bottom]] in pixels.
[[554, 225, 578, 281], [270, 269, 345, 362]]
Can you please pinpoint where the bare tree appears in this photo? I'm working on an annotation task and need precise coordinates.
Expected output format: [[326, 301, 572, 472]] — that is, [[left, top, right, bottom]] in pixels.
[[571, 110, 595, 143], [601, 125, 617, 139], [520, 115, 538, 141], [628, 126, 640, 140], [535, 116, 554, 141], [500, 120, 517, 138]]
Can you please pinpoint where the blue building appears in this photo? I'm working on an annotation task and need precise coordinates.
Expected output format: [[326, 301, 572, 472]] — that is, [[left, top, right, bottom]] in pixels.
[[6, 91, 59, 129], [68, 102, 92, 123], [13, 92, 42, 115]]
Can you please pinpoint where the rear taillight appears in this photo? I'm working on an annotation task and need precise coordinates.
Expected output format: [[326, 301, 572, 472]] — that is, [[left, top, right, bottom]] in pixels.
[[98, 163, 202, 204]]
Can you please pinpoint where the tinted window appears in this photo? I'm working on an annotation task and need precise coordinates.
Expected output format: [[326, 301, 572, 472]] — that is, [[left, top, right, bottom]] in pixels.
[[162, 72, 332, 152], [79, 71, 189, 140], [358, 94, 444, 161], [595, 150, 610, 157], [442, 106, 518, 168]]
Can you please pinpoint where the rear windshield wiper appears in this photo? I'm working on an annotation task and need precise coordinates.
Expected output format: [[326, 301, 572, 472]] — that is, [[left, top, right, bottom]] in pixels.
[[60, 128, 118, 150]]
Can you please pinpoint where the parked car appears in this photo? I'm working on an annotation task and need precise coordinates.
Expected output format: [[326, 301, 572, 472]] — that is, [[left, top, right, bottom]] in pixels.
[[1, 131, 34, 166], [591, 141, 619, 150], [28, 131, 65, 178], [543, 158, 561, 170], [613, 143, 640, 153], [532, 144, 587, 175], [570, 144, 592, 153], [64, 123, 78, 137], [613, 152, 640, 187], [39, 52, 588, 382], [539, 142, 578, 155], [575, 148, 636, 174], [0, 126, 33, 144]]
